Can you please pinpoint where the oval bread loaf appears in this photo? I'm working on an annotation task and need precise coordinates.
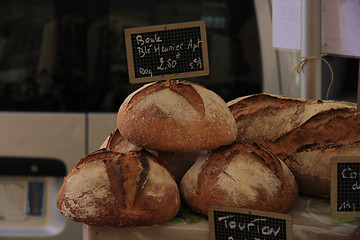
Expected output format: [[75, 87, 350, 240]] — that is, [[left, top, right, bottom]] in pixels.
[[228, 93, 358, 197], [56, 149, 180, 227], [180, 143, 298, 216], [227, 93, 355, 145], [270, 108, 360, 197], [117, 80, 237, 152]]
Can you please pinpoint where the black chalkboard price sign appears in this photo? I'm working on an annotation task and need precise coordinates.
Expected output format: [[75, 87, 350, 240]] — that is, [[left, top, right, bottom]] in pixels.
[[124, 21, 209, 84], [331, 156, 360, 218], [208, 206, 293, 240]]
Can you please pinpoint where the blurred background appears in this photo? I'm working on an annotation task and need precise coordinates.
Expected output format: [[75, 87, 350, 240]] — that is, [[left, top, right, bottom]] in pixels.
[[0, 0, 262, 113]]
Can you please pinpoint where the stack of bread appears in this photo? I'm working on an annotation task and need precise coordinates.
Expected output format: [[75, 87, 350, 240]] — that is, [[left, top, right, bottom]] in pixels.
[[57, 80, 301, 228]]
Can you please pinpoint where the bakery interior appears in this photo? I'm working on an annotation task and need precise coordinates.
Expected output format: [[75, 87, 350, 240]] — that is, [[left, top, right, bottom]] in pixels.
[[0, 0, 360, 240]]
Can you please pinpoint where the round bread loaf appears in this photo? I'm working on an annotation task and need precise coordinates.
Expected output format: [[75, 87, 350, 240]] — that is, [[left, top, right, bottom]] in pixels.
[[117, 80, 237, 152], [180, 143, 298, 216], [103, 128, 142, 153], [56, 149, 180, 227], [270, 108, 360, 197], [103, 128, 206, 184]]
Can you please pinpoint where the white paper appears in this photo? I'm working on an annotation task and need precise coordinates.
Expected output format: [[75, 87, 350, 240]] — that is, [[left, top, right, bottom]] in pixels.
[[0, 179, 28, 221], [321, 0, 360, 57], [272, 0, 360, 58], [272, 0, 301, 50]]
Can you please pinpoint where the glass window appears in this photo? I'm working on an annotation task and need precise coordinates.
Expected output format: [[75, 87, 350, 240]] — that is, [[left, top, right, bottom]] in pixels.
[[0, 0, 262, 112]]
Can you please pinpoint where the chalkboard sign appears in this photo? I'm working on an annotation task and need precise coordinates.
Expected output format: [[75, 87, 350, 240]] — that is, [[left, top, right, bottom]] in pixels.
[[331, 156, 360, 218], [124, 21, 209, 84], [208, 206, 293, 240]]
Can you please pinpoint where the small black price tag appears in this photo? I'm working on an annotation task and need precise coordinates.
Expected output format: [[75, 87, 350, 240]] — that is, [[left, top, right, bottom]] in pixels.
[[208, 206, 293, 240], [331, 156, 360, 218], [124, 21, 209, 84]]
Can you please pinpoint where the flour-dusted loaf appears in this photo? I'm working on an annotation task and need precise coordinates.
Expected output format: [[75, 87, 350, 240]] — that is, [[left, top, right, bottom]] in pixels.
[[227, 93, 355, 145], [117, 80, 237, 152], [103, 128, 206, 184], [270, 108, 360, 197], [227, 93, 358, 197], [104, 128, 142, 153], [180, 143, 298, 216], [56, 149, 180, 227]]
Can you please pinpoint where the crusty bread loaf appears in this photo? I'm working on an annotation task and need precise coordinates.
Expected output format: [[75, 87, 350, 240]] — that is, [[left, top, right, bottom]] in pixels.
[[227, 93, 355, 145], [117, 80, 237, 152], [270, 108, 360, 197], [56, 149, 180, 227], [180, 143, 298, 216], [227, 93, 358, 197], [103, 128, 206, 184], [161, 151, 207, 184], [104, 128, 142, 153]]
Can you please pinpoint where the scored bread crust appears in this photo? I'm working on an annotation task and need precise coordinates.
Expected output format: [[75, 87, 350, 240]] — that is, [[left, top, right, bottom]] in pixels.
[[103, 128, 206, 184], [56, 149, 180, 228], [270, 108, 360, 197], [117, 80, 237, 152], [180, 143, 298, 216], [227, 93, 358, 197], [105, 128, 142, 153], [227, 93, 355, 145]]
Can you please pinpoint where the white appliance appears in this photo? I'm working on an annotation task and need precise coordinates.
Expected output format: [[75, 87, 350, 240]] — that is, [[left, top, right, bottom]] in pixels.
[[0, 112, 117, 240]]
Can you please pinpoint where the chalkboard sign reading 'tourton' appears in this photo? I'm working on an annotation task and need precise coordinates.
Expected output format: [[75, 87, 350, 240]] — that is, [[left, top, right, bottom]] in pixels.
[[209, 206, 293, 240], [331, 156, 360, 218], [125, 21, 209, 84]]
